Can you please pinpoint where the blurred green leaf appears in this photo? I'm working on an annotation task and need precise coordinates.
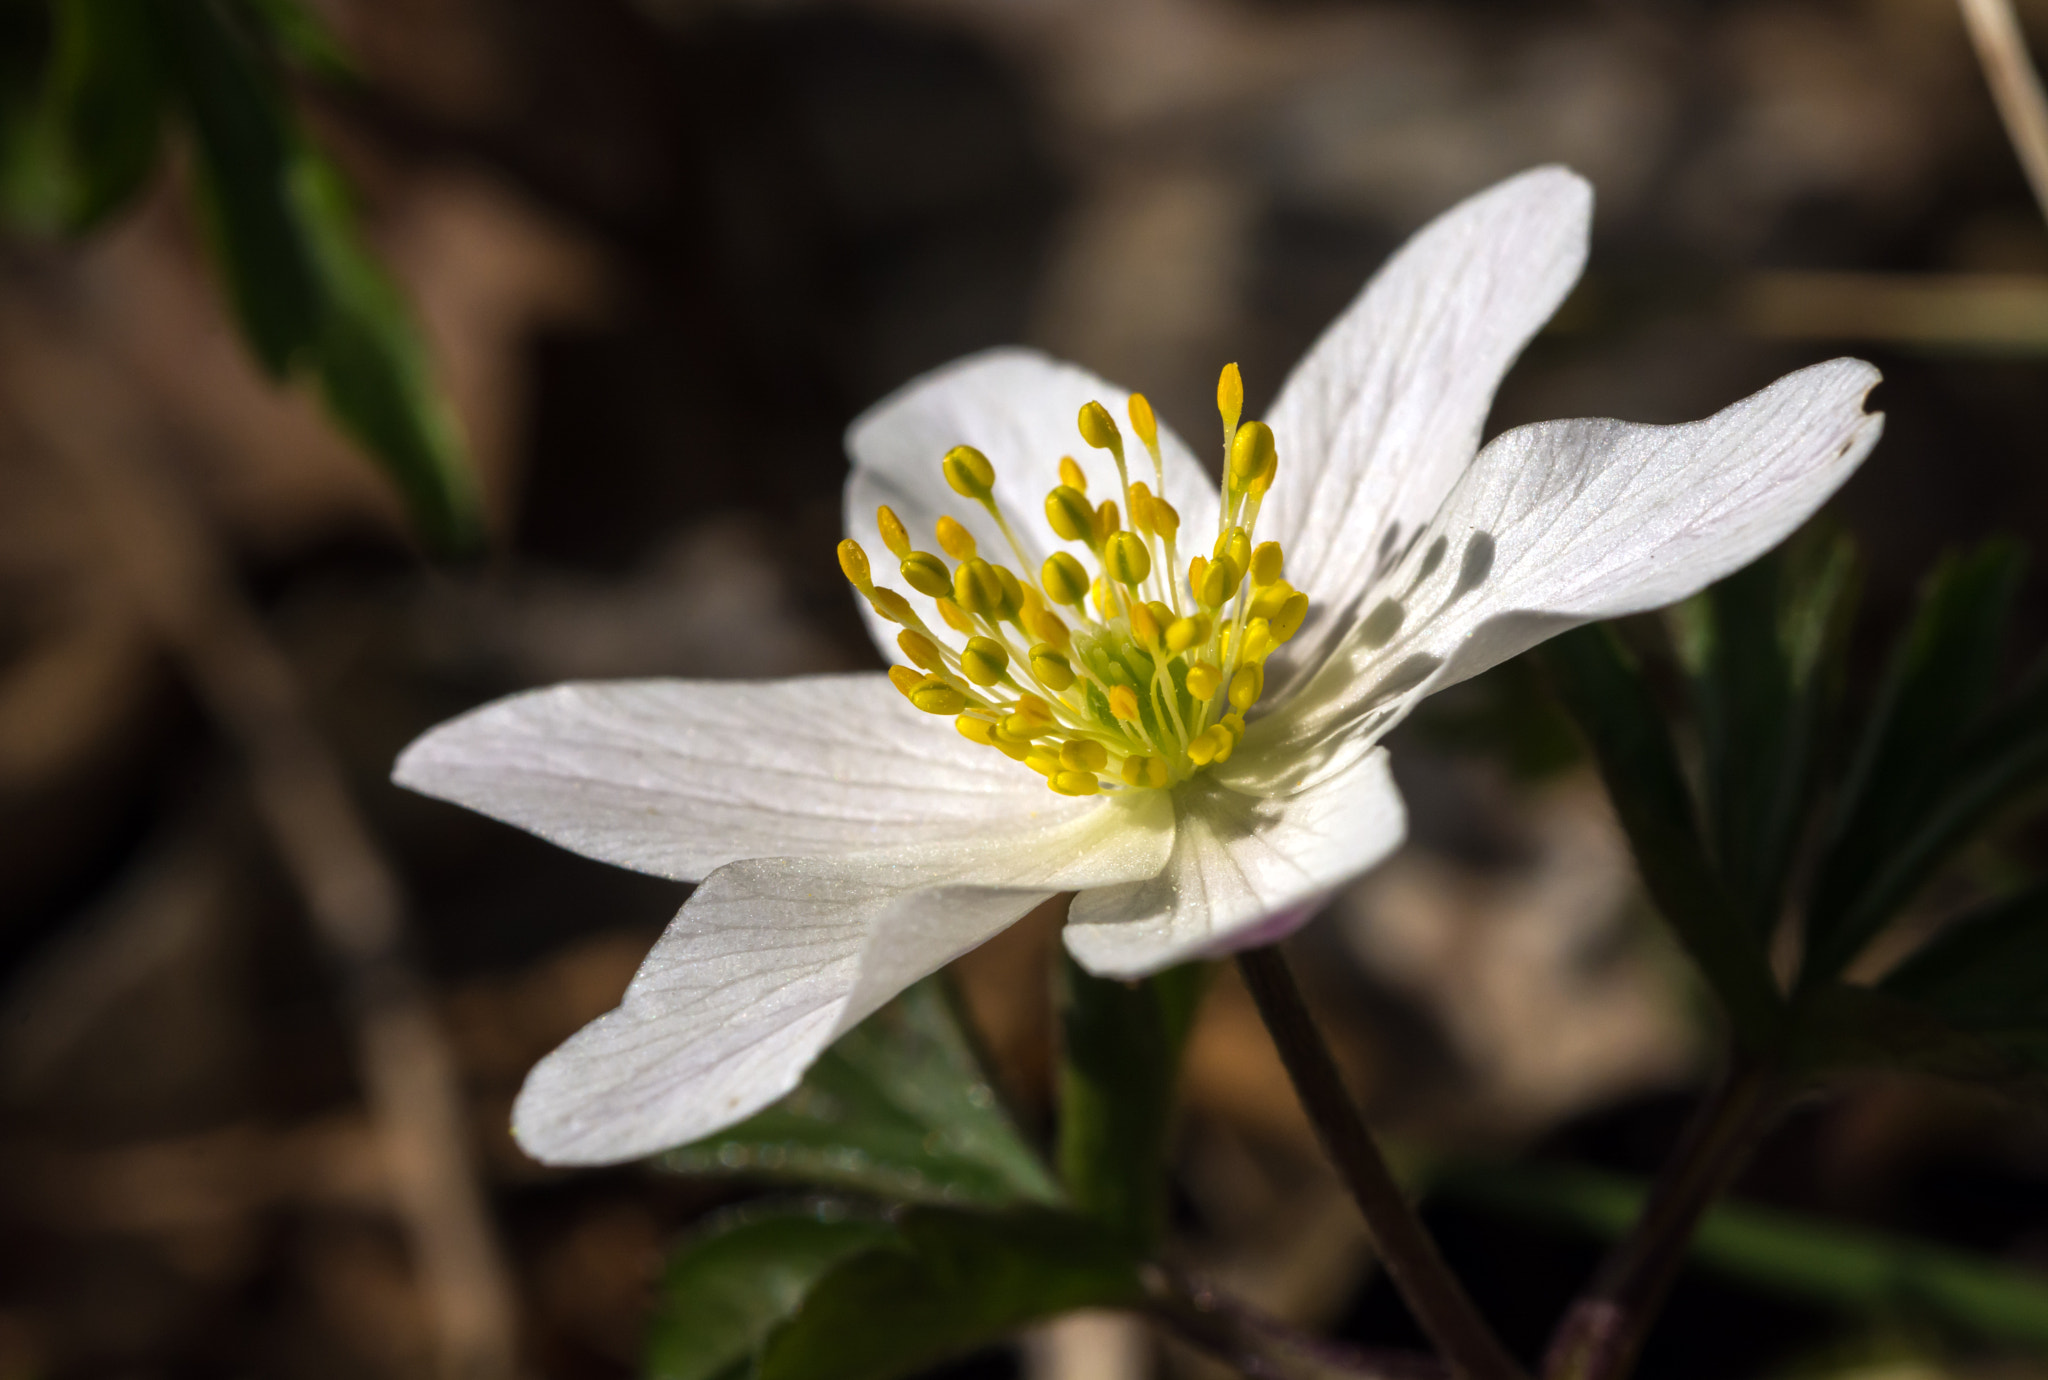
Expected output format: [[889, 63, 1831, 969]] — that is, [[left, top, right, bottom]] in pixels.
[[0, 0, 165, 233], [1805, 542, 2028, 981], [661, 978, 1062, 1209], [1782, 984, 2048, 1099], [1541, 623, 1785, 1048], [757, 1208, 1147, 1380], [239, 0, 352, 80], [1671, 539, 1858, 938], [1056, 957, 1208, 1256], [1441, 1160, 2048, 1349], [292, 151, 481, 552], [155, 0, 323, 375], [1882, 883, 2048, 1035], [646, 1204, 897, 1380]]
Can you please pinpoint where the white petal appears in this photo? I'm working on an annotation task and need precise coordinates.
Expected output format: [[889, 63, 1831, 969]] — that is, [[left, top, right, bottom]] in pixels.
[[512, 790, 1175, 1164], [393, 673, 1065, 882], [1260, 167, 1592, 699], [844, 348, 1221, 658], [1267, 358, 1885, 755], [1062, 736, 1404, 978]]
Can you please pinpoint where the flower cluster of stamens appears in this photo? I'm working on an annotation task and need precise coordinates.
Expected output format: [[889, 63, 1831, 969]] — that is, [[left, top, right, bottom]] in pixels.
[[839, 364, 1307, 796]]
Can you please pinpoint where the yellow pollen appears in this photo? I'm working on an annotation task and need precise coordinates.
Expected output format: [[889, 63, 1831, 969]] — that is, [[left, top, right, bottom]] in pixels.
[[850, 361, 1300, 794]]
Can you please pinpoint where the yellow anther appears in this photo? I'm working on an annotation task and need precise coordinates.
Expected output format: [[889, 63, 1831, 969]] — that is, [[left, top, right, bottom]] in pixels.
[[1220, 710, 1246, 740], [1060, 739, 1109, 773], [1249, 449, 1278, 497], [1188, 554, 1209, 595], [1051, 769, 1101, 797], [1198, 555, 1240, 609], [1186, 727, 1225, 765], [1129, 481, 1157, 535], [1029, 644, 1076, 690], [959, 636, 1009, 686], [889, 665, 922, 698], [1147, 599, 1174, 630], [936, 597, 975, 634], [898, 630, 946, 671], [1046, 485, 1095, 544], [1242, 619, 1275, 662], [1165, 616, 1204, 654], [1096, 500, 1121, 537], [989, 723, 1032, 760], [1078, 400, 1123, 458], [1215, 526, 1251, 575], [1024, 604, 1070, 650], [1059, 456, 1088, 492], [1008, 712, 1054, 741], [1229, 420, 1276, 486], [956, 713, 998, 746], [1042, 552, 1090, 606], [1120, 755, 1150, 787], [1273, 590, 1309, 642], [1151, 497, 1180, 540], [1026, 745, 1061, 776], [936, 515, 977, 561], [1105, 531, 1152, 587], [1015, 691, 1055, 724], [838, 539, 871, 588], [1249, 580, 1294, 621], [943, 444, 996, 500], [953, 558, 1004, 616], [1185, 662, 1221, 700], [1129, 600, 1161, 650], [911, 676, 968, 715], [1127, 393, 1159, 455], [899, 551, 953, 598], [1228, 663, 1264, 711], [1091, 577, 1117, 621], [1108, 685, 1141, 721], [1211, 729, 1235, 763], [1217, 362, 1243, 441], [869, 589, 915, 625], [877, 506, 912, 559], [993, 565, 1024, 619], [1250, 541, 1285, 587]]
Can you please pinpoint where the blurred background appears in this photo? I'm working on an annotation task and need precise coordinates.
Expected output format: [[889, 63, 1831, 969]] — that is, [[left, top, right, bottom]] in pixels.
[[4, 0, 2048, 1377]]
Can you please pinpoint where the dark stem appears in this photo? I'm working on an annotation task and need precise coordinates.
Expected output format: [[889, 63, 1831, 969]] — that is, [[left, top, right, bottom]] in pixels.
[[1540, 1057, 1780, 1380], [1144, 1266, 1450, 1380], [1236, 946, 1527, 1380]]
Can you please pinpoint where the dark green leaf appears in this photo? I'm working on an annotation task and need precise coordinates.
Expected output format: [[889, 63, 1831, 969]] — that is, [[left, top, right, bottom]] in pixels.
[[646, 1203, 898, 1380], [292, 152, 482, 553], [661, 978, 1061, 1209], [155, 0, 323, 375], [758, 1208, 1147, 1380], [1540, 624, 1784, 1048], [1882, 883, 2048, 1033], [1805, 542, 2028, 981], [1057, 957, 1208, 1255], [0, 0, 166, 233], [239, 0, 353, 80], [1441, 1160, 2048, 1349], [1671, 539, 1859, 936]]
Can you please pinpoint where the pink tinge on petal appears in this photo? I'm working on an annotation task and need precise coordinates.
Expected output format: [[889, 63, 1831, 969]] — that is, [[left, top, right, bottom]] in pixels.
[[1197, 894, 1331, 958]]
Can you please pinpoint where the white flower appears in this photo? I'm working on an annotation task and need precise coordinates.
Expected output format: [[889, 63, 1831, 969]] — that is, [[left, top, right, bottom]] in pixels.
[[394, 166, 1883, 1165]]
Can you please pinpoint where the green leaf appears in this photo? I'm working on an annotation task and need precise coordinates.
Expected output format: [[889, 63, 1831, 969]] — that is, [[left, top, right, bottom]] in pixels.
[[291, 151, 482, 553], [661, 978, 1062, 1209], [1540, 623, 1784, 1048], [1441, 1160, 2048, 1349], [646, 1203, 898, 1380], [1882, 883, 2048, 1034], [1056, 957, 1208, 1255], [1671, 539, 1859, 937], [758, 1208, 1148, 1380], [155, 0, 323, 375], [1804, 542, 2028, 981]]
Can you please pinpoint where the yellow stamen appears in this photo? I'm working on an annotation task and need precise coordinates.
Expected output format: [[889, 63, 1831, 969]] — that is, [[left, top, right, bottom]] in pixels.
[[899, 551, 953, 598], [838, 539, 871, 588], [1217, 363, 1243, 443], [1104, 532, 1151, 588], [877, 506, 912, 558], [943, 445, 996, 500], [910, 677, 966, 715], [936, 515, 977, 561], [960, 636, 1009, 686]]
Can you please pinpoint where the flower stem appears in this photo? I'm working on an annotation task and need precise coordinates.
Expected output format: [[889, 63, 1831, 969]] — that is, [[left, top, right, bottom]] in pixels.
[[1539, 1058, 1780, 1380], [1236, 946, 1526, 1380]]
